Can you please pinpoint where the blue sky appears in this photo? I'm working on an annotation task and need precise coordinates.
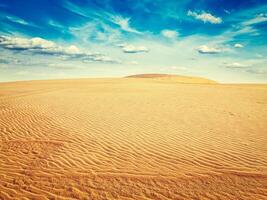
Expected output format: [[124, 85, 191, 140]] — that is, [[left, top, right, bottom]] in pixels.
[[0, 0, 267, 83]]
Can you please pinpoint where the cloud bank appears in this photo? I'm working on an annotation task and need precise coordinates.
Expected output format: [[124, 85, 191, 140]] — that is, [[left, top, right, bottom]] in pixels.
[[0, 35, 120, 63]]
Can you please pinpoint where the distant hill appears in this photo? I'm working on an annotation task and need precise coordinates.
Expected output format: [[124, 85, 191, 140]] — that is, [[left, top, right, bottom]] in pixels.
[[125, 74, 217, 84]]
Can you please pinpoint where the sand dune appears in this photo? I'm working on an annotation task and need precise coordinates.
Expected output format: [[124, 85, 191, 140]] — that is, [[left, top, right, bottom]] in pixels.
[[0, 77, 267, 199], [125, 73, 217, 84]]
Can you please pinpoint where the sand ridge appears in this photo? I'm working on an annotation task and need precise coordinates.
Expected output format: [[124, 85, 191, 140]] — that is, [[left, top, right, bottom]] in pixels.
[[0, 77, 267, 199], [125, 73, 218, 84]]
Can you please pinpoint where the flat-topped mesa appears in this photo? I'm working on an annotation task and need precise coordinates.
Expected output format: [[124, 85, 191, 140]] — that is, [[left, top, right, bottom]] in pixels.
[[125, 73, 218, 84]]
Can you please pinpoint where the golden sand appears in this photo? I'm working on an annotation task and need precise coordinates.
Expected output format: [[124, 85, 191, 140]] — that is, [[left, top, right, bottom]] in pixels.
[[0, 76, 267, 199]]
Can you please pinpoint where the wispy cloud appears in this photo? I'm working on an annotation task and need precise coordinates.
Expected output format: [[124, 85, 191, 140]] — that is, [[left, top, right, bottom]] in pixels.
[[242, 13, 267, 26], [64, 1, 141, 37], [70, 22, 122, 44], [6, 16, 30, 26], [227, 13, 267, 38], [47, 20, 64, 29], [187, 10, 222, 24], [111, 15, 141, 34], [225, 62, 249, 68]]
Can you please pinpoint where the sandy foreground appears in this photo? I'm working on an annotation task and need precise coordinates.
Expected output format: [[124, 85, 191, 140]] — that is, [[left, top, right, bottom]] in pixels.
[[0, 77, 267, 200]]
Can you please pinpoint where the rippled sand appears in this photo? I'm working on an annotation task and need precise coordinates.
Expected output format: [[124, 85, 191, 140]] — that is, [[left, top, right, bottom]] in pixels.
[[0, 77, 267, 200]]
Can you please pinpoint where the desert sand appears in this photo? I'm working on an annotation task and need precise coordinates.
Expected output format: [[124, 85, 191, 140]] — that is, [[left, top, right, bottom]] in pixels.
[[0, 75, 267, 200]]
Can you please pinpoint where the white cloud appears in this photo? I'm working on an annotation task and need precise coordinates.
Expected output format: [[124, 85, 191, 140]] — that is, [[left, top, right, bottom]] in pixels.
[[197, 45, 223, 54], [161, 30, 179, 39], [64, 45, 81, 54], [187, 10, 222, 24], [111, 16, 141, 34], [234, 43, 244, 48], [118, 43, 149, 53], [225, 62, 248, 68], [0, 35, 120, 63]]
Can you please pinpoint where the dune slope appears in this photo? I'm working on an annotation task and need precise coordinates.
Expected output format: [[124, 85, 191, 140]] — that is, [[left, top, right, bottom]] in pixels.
[[0, 78, 267, 200]]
